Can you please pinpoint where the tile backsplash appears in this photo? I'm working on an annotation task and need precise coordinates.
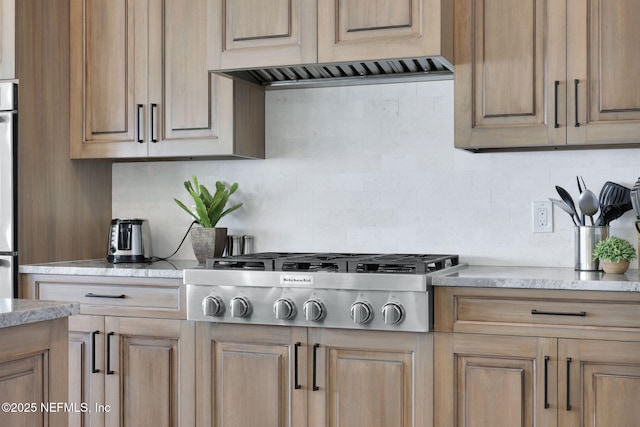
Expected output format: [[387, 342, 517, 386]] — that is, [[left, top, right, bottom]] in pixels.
[[113, 80, 640, 267]]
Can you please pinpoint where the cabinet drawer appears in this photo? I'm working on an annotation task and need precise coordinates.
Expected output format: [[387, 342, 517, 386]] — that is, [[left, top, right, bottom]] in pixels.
[[456, 296, 640, 329], [434, 287, 640, 339], [23, 275, 185, 319]]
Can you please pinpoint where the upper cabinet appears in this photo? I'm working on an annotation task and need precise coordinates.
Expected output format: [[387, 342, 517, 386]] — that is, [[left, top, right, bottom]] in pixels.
[[210, 0, 317, 70], [70, 0, 264, 160], [209, 0, 453, 74], [0, 0, 15, 79], [455, 0, 640, 150], [318, 0, 452, 64]]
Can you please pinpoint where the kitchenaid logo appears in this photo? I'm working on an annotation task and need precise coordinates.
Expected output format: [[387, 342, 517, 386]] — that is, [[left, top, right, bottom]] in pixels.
[[280, 275, 314, 286]]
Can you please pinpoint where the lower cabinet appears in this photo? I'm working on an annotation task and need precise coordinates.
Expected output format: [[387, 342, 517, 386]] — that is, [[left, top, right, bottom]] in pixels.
[[0, 318, 69, 427], [195, 323, 432, 427], [21, 274, 195, 427], [434, 287, 640, 427], [68, 315, 195, 427], [435, 333, 556, 427]]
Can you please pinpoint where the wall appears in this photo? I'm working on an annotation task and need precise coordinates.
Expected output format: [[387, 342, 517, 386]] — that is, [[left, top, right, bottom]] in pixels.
[[113, 80, 640, 267]]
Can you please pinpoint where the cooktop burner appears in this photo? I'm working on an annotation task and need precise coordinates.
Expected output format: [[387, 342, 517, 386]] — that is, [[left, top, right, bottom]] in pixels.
[[206, 252, 459, 274]]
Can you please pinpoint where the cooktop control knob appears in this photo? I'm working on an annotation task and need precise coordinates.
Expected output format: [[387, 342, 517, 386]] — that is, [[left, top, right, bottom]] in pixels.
[[202, 295, 225, 317], [303, 299, 326, 322], [350, 301, 373, 324], [382, 302, 405, 325], [229, 296, 252, 318], [273, 298, 297, 320]]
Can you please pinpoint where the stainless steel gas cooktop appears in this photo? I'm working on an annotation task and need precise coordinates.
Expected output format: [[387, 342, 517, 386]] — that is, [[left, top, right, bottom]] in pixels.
[[184, 252, 464, 332]]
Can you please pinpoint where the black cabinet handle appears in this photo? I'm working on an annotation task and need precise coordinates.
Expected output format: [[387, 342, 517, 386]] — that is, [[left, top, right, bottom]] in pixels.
[[574, 79, 580, 127], [136, 104, 144, 143], [312, 343, 320, 391], [544, 356, 550, 409], [554, 81, 560, 128], [91, 331, 99, 373], [150, 103, 158, 143], [294, 342, 301, 390], [532, 309, 586, 317], [106, 332, 115, 375], [85, 293, 126, 299], [566, 357, 572, 411]]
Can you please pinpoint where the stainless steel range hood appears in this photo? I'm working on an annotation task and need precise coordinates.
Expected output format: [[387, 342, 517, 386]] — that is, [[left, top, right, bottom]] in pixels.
[[214, 56, 454, 90]]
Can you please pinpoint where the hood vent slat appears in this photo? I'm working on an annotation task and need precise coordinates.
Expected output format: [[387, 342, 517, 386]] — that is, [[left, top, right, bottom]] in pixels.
[[216, 56, 453, 89]]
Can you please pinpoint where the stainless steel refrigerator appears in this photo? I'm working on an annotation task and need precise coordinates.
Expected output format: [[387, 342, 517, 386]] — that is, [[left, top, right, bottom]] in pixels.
[[0, 82, 17, 298]]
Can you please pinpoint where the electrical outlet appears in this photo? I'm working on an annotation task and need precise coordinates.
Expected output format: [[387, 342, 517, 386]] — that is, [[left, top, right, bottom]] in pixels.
[[532, 201, 553, 233]]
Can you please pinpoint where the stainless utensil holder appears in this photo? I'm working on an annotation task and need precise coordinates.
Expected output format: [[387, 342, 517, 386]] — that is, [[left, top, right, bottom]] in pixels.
[[574, 226, 609, 271]]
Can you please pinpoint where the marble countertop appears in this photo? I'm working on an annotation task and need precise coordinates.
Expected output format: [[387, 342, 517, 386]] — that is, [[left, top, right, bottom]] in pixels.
[[19, 259, 202, 279], [19, 259, 640, 292], [0, 299, 79, 329], [433, 265, 640, 292]]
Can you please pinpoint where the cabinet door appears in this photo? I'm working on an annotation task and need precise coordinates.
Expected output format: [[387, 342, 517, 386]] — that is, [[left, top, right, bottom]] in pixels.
[[559, 339, 640, 427], [104, 317, 195, 427], [454, 0, 566, 149], [308, 329, 431, 427], [0, 0, 15, 79], [434, 333, 556, 427], [318, 0, 452, 64], [68, 315, 105, 427], [70, 0, 148, 158], [567, 0, 640, 145], [147, 0, 235, 158], [195, 323, 307, 427], [210, 0, 317, 70], [0, 353, 45, 427]]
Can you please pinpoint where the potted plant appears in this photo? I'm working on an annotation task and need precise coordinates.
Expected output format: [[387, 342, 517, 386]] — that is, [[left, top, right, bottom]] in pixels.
[[593, 236, 637, 274], [174, 175, 242, 263]]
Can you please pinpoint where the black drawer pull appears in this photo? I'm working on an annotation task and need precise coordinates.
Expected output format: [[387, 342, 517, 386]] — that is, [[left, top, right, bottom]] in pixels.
[[312, 343, 320, 391], [554, 80, 560, 128], [566, 357, 572, 411], [544, 356, 550, 409], [91, 331, 99, 373], [294, 342, 301, 390], [574, 79, 580, 127], [85, 293, 126, 299], [531, 309, 586, 317], [106, 332, 115, 375]]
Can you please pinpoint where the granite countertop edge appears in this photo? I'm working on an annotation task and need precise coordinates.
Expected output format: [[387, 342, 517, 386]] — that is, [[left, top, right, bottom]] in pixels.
[[18, 260, 640, 292], [433, 265, 640, 292], [19, 259, 203, 279], [0, 299, 80, 329]]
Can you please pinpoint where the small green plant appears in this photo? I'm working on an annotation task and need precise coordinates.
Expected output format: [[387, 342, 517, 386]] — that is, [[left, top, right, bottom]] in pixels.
[[174, 175, 242, 228], [593, 236, 637, 262]]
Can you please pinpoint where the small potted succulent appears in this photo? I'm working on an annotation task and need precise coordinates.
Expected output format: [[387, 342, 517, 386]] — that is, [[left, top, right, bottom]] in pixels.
[[592, 236, 637, 274], [174, 175, 242, 263]]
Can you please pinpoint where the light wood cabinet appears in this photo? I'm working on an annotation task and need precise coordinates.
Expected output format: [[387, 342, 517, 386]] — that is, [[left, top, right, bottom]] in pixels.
[[22, 274, 195, 427], [435, 333, 556, 427], [211, 0, 317, 70], [70, 0, 264, 160], [195, 323, 307, 427], [308, 328, 431, 427], [434, 286, 640, 427], [318, 0, 452, 65], [0, 0, 15, 79], [0, 317, 69, 427], [210, 0, 452, 70], [196, 323, 431, 427], [454, 0, 640, 150]]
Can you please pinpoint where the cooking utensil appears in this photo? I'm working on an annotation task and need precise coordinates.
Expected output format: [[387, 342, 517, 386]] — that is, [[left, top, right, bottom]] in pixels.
[[549, 198, 579, 226], [556, 186, 581, 226], [596, 182, 631, 226], [578, 189, 598, 225], [631, 189, 639, 219]]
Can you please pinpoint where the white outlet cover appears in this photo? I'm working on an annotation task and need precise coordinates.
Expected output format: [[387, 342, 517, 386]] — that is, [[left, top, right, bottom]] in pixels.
[[532, 201, 553, 233]]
